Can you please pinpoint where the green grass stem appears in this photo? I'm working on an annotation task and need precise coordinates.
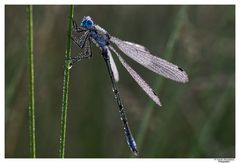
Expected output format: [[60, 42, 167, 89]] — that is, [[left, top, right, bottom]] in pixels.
[[59, 5, 74, 158], [27, 5, 36, 158]]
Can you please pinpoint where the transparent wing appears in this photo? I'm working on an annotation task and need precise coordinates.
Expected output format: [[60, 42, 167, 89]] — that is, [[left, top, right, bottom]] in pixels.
[[110, 46, 161, 106], [107, 47, 119, 82], [110, 36, 189, 83]]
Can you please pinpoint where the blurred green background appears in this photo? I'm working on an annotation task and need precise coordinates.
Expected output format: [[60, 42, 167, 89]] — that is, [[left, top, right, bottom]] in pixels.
[[5, 5, 235, 158]]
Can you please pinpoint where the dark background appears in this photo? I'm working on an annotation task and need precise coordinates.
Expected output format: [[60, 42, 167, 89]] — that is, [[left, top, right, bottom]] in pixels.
[[5, 5, 235, 158]]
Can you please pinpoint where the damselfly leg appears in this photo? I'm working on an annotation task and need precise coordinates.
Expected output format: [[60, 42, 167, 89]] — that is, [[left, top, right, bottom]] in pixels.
[[71, 18, 86, 33], [66, 36, 92, 69]]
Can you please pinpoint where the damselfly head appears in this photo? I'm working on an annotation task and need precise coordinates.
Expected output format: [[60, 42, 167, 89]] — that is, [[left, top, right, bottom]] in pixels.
[[80, 16, 94, 29]]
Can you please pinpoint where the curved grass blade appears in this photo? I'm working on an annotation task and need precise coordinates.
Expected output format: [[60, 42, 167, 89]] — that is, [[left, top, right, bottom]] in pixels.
[[135, 6, 188, 155]]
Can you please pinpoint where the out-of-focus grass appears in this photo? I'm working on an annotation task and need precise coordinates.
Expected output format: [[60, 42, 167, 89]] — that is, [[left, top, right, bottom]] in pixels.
[[135, 6, 188, 156], [5, 56, 26, 116]]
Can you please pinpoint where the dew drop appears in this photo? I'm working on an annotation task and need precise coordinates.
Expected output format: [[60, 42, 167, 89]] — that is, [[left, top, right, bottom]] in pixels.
[[66, 60, 73, 70]]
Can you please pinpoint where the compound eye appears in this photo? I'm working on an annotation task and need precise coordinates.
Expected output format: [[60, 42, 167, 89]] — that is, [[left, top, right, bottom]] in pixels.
[[86, 20, 93, 28], [80, 17, 93, 28], [80, 20, 85, 27]]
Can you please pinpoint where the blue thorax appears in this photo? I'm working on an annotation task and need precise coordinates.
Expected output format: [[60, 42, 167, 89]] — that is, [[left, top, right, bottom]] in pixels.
[[80, 16, 109, 49], [89, 30, 109, 49]]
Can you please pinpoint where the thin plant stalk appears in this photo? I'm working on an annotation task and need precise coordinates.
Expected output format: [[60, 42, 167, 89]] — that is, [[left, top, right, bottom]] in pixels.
[[27, 5, 36, 158], [59, 5, 74, 158], [135, 6, 188, 154]]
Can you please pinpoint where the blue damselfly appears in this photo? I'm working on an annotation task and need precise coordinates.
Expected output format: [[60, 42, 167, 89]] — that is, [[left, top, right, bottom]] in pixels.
[[68, 16, 189, 155]]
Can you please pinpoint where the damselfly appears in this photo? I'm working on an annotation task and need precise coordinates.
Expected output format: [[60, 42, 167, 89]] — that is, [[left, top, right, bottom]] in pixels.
[[68, 16, 189, 155]]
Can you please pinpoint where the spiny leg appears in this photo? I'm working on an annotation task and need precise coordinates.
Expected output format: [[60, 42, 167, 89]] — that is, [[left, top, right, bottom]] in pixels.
[[70, 17, 86, 33], [69, 31, 89, 49], [67, 38, 92, 67]]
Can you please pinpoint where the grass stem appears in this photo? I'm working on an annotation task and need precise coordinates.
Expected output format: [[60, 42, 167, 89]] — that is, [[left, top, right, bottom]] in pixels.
[[59, 5, 74, 158], [27, 5, 36, 158]]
